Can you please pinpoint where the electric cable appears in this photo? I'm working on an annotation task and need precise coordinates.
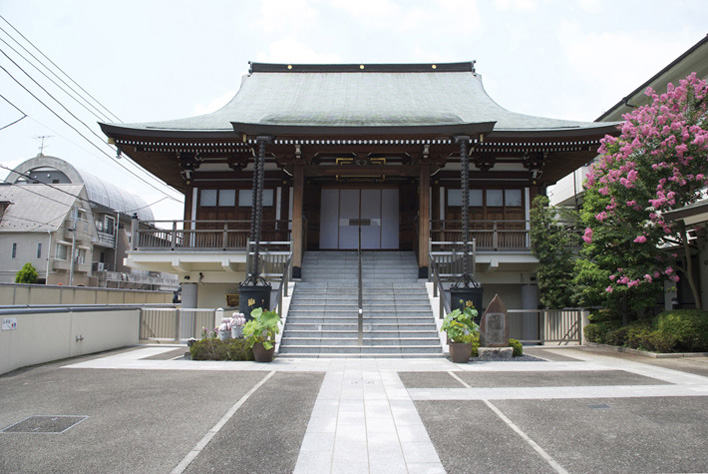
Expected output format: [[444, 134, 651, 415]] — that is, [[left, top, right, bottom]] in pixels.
[[0, 63, 182, 202], [0, 14, 122, 123]]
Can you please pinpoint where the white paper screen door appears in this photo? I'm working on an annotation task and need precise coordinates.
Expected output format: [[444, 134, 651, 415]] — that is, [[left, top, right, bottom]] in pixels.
[[319, 188, 399, 250]]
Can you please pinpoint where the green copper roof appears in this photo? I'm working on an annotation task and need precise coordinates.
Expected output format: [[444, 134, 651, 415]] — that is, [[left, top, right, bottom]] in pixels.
[[105, 62, 616, 135]]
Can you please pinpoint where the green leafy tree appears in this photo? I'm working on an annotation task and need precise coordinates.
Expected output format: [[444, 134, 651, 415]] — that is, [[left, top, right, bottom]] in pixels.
[[530, 195, 581, 308], [15, 263, 38, 284], [578, 73, 708, 317]]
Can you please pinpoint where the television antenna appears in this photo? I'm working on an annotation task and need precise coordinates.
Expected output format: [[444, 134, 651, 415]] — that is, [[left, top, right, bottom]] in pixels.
[[34, 135, 53, 156]]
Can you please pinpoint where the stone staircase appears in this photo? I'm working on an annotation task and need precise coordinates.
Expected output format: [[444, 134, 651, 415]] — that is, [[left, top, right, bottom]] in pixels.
[[279, 251, 442, 357]]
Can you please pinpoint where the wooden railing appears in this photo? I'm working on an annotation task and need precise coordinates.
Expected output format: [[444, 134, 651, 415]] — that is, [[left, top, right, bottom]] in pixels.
[[134, 220, 291, 251], [431, 220, 530, 251]]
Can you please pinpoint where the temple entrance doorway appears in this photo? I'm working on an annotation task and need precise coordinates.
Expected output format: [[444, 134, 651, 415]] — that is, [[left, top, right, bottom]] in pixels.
[[319, 187, 399, 250]]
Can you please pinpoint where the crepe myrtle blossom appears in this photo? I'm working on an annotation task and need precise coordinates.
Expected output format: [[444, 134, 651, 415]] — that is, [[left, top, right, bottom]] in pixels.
[[581, 73, 707, 304]]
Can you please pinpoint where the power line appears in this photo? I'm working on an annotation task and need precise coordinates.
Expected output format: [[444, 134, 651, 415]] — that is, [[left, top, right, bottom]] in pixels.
[[0, 46, 120, 153], [0, 63, 182, 202], [0, 14, 121, 123], [0, 91, 27, 130], [0, 34, 112, 123]]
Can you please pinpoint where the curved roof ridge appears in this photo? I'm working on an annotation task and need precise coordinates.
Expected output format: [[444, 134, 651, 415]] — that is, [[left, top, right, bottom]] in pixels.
[[5, 155, 154, 221]]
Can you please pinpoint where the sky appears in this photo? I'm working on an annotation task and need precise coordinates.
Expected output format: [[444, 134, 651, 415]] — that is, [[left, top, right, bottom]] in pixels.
[[0, 0, 706, 221]]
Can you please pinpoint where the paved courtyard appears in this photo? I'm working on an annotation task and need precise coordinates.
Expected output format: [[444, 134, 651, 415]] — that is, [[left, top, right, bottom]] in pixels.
[[1, 346, 707, 473]]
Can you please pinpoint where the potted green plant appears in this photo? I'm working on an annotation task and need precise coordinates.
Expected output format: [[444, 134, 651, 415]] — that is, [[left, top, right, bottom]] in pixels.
[[441, 301, 479, 363], [242, 307, 281, 362]]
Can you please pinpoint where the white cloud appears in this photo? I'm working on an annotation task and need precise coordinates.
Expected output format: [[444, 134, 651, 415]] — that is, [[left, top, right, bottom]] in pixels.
[[494, 0, 538, 11], [556, 20, 704, 118], [327, 0, 482, 33], [251, 0, 321, 34], [255, 38, 342, 63], [573, 0, 602, 11], [193, 90, 237, 116]]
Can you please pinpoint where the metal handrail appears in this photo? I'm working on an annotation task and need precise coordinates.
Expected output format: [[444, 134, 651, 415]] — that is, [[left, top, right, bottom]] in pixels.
[[275, 254, 292, 316], [357, 237, 363, 346], [429, 251, 450, 319]]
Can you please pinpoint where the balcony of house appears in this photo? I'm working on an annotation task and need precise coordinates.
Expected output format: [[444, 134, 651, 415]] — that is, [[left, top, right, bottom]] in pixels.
[[94, 267, 179, 290], [95, 231, 116, 248], [126, 220, 292, 276]]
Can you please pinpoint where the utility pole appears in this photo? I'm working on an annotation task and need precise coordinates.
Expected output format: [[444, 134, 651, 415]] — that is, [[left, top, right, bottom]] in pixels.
[[69, 206, 77, 286]]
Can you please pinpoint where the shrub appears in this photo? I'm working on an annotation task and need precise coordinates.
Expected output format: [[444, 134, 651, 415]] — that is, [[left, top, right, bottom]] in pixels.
[[508, 339, 523, 357], [625, 322, 652, 350], [190, 338, 254, 361], [584, 320, 621, 344], [653, 310, 708, 352], [585, 309, 708, 353], [470, 336, 480, 358], [15, 263, 38, 284], [588, 309, 621, 323]]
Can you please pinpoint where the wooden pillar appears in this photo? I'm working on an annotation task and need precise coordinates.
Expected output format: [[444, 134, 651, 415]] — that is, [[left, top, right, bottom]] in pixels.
[[418, 164, 430, 278], [291, 163, 305, 278]]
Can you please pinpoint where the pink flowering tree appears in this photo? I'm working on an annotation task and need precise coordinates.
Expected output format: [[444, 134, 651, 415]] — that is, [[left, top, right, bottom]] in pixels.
[[578, 73, 708, 315]]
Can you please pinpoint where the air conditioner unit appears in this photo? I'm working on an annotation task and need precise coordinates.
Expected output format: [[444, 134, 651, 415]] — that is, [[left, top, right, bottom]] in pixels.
[[92, 262, 105, 272]]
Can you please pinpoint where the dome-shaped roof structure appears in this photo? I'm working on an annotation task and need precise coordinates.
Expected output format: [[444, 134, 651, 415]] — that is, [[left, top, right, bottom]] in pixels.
[[4, 155, 154, 221]]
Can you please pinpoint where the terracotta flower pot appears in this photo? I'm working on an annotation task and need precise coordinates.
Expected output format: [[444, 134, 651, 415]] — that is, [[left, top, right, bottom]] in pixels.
[[449, 342, 472, 363], [252, 342, 275, 362]]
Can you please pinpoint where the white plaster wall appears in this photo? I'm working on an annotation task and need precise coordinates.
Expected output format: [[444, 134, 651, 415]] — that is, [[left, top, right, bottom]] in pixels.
[[197, 282, 241, 309], [0, 309, 139, 375]]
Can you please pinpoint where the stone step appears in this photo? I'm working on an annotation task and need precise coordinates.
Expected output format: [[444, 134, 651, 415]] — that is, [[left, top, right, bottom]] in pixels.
[[283, 330, 438, 338], [281, 338, 440, 347], [278, 345, 443, 354], [283, 323, 437, 331]]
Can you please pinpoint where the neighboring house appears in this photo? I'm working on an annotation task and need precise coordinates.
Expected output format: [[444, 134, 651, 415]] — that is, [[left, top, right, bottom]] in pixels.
[[2, 155, 177, 290], [549, 34, 708, 310], [100, 61, 618, 311]]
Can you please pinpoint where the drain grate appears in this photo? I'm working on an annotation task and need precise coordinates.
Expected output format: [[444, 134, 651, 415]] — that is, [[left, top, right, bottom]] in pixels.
[[1, 415, 89, 434], [586, 403, 611, 410]]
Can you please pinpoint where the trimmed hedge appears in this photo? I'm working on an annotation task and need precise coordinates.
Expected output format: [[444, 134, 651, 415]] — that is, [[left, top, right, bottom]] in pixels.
[[584, 310, 708, 353], [189, 338, 255, 361]]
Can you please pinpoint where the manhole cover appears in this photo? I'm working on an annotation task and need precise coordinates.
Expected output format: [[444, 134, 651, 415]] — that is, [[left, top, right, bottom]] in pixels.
[[1, 415, 88, 433], [586, 404, 611, 410]]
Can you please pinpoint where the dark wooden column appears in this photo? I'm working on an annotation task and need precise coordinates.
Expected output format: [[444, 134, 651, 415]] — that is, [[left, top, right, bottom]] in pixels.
[[291, 163, 305, 278], [418, 164, 430, 278]]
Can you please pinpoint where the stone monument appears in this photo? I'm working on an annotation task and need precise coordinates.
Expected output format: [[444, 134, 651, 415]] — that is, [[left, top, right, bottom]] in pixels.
[[479, 294, 512, 359]]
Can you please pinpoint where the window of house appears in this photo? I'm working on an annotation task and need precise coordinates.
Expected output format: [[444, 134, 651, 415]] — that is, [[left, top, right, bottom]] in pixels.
[[105, 216, 115, 235], [76, 248, 87, 265], [11, 242, 16, 259], [238, 189, 274, 207], [218, 189, 236, 207], [200, 189, 217, 206], [55, 244, 68, 260], [201, 189, 238, 207], [505, 189, 522, 206], [37, 243, 42, 259], [486, 190, 504, 207]]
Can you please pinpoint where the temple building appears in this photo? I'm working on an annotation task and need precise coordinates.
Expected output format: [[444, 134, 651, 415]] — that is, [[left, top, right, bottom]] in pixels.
[[100, 61, 618, 311]]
